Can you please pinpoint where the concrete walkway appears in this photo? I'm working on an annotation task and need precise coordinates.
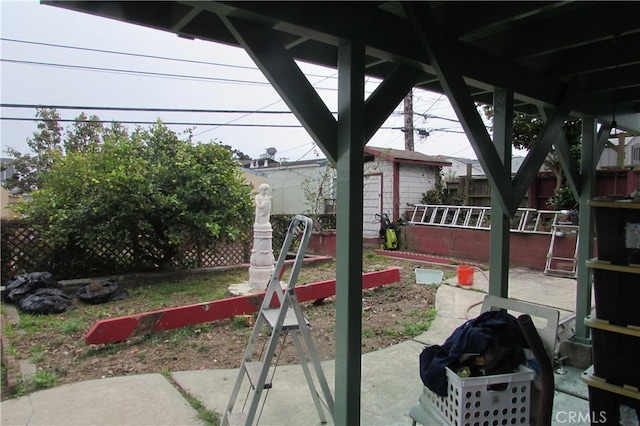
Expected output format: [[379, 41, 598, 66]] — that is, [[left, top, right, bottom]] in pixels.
[[1, 267, 592, 425]]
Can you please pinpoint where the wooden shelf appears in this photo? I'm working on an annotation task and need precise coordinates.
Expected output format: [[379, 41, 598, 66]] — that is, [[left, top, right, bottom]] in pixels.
[[586, 258, 640, 274], [588, 198, 640, 209], [582, 366, 640, 399]]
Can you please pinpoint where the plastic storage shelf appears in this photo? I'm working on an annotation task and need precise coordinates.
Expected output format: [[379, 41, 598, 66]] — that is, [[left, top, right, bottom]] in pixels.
[[586, 259, 640, 327], [581, 365, 640, 425], [584, 316, 640, 390], [420, 365, 535, 426], [588, 198, 640, 266], [584, 198, 640, 426]]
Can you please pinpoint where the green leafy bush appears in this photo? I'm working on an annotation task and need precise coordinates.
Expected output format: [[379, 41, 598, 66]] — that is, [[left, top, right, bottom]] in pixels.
[[19, 119, 252, 271]]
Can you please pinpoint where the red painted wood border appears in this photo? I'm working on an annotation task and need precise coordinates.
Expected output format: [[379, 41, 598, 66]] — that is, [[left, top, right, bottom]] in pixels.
[[374, 249, 484, 268], [85, 267, 401, 345]]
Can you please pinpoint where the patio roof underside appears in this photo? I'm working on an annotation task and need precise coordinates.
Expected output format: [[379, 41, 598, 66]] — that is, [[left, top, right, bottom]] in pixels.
[[47, 0, 640, 215], [46, 2, 640, 424], [48, 1, 640, 132]]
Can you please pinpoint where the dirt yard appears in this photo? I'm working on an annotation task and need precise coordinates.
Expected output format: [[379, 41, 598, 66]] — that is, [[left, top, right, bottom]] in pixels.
[[3, 252, 455, 398]]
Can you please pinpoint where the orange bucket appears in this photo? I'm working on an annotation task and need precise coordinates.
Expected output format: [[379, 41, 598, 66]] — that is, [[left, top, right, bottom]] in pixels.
[[457, 266, 474, 286]]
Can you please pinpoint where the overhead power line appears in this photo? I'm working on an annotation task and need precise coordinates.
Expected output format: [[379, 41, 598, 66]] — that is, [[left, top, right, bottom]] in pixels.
[[0, 37, 258, 70], [0, 117, 303, 128], [1, 116, 406, 132], [1, 58, 340, 91], [0, 58, 273, 86], [388, 126, 467, 135], [0, 37, 339, 81], [1, 103, 295, 114], [391, 110, 461, 124], [417, 112, 461, 123]]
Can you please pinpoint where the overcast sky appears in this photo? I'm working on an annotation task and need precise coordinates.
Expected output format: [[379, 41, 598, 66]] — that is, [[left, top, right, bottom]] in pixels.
[[1, 0, 488, 162]]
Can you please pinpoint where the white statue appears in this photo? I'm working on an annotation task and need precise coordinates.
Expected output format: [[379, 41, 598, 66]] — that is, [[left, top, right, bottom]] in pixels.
[[254, 183, 272, 225], [248, 183, 275, 291]]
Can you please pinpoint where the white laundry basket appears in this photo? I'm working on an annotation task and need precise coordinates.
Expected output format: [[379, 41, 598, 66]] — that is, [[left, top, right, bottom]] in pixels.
[[420, 365, 535, 426]]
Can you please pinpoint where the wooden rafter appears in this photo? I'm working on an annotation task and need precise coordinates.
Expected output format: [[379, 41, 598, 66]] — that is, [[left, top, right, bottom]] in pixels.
[[220, 15, 339, 163], [402, 1, 514, 213]]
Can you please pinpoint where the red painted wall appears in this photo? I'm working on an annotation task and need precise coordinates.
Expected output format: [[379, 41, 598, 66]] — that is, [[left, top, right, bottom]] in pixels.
[[402, 225, 577, 270], [310, 225, 578, 271]]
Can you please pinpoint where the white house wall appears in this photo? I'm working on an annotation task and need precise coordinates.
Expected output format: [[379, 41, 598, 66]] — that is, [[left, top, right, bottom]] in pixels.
[[633, 137, 640, 165], [240, 168, 268, 192], [399, 163, 438, 216], [267, 164, 331, 215], [443, 157, 525, 179], [262, 157, 443, 240], [362, 160, 440, 238], [597, 136, 640, 169], [444, 159, 474, 178], [363, 173, 383, 239], [364, 160, 393, 216]]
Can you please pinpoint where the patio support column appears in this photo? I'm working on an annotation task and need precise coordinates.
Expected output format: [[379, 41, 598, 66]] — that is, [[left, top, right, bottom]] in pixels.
[[489, 89, 513, 297], [334, 39, 365, 426], [574, 118, 597, 341]]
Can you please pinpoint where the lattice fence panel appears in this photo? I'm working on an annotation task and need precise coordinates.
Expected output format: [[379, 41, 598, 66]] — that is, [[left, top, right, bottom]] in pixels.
[[1, 220, 54, 283], [1, 215, 329, 282], [1, 219, 256, 282], [200, 240, 249, 267]]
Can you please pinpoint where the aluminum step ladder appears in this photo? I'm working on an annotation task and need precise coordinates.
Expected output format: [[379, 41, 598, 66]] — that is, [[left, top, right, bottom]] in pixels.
[[544, 222, 580, 278], [222, 215, 334, 426]]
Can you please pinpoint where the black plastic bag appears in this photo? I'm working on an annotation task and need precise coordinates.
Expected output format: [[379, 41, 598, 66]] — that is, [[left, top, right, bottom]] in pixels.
[[17, 288, 75, 314], [4, 272, 61, 303], [77, 280, 129, 305]]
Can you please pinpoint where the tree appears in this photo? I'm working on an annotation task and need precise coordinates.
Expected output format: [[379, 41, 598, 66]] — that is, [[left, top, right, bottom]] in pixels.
[[20, 119, 253, 270], [3, 108, 63, 194], [219, 143, 252, 161], [64, 112, 103, 153]]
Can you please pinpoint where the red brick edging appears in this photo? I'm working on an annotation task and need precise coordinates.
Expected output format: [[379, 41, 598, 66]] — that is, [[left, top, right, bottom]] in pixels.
[[374, 249, 485, 269], [0, 313, 19, 394]]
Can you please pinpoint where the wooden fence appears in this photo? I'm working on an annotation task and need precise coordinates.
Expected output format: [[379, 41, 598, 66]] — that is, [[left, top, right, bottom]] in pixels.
[[446, 168, 639, 209]]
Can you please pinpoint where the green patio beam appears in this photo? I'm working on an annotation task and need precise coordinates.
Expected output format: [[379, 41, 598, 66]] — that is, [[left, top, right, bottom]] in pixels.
[[219, 16, 338, 163], [488, 89, 513, 298], [511, 79, 578, 214], [364, 66, 425, 143], [334, 40, 365, 426], [402, 1, 514, 214], [554, 131, 582, 202], [536, 105, 583, 201], [594, 122, 614, 162], [574, 118, 596, 341], [574, 121, 611, 341]]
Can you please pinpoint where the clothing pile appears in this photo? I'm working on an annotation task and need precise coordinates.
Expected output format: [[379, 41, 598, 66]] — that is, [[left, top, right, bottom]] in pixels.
[[419, 310, 529, 397]]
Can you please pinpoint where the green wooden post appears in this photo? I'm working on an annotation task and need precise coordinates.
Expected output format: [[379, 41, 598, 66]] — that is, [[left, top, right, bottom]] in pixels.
[[488, 89, 513, 298], [574, 118, 597, 342], [334, 40, 365, 426]]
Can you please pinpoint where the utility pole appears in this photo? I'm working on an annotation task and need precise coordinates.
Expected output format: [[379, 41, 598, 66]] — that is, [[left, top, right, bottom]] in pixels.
[[403, 89, 414, 151]]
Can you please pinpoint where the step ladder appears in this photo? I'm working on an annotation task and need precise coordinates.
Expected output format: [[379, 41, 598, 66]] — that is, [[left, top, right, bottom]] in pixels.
[[222, 215, 334, 426], [544, 222, 580, 278]]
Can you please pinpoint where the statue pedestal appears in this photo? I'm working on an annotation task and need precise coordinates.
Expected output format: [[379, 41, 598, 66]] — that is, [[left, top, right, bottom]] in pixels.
[[228, 222, 276, 295], [227, 279, 286, 296], [248, 223, 275, 291]]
